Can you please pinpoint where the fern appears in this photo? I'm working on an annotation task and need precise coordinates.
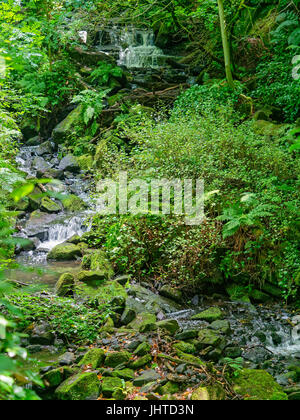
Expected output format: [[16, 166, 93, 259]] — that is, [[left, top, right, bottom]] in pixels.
[[90, 62, 123, 87]]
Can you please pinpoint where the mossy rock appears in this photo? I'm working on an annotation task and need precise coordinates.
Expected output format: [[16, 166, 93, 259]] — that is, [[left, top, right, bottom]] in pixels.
[[175, 351, 205, 366], [133, 370, 160, 387], [197, 329, 222, 348], [78, 348, 105, 369], [43, 368, 64, 388], [191, 385, 226, 400], [128, 312, 156, 331], [159, 285, 182, 303], [40, 197, 61, 214], [261, 283, 282, 298], [52, 105, 83, 144], [155, 319, 180, 335], [175, 330, 199, 341], [121, 308, 136, 326], [226, 284, 250, 303], [55, 273, 75, 297], [129, 354, 152, 370], [191, 307, 223, 323], [173, 341, 196, 355], [77, 154, 94, 171], [101, 377, 124, 397], [55, 372, 100, 400], [233, 369, 288, 400], [77, 270, 107, 287], [112, 369, 135, 381], [210, 320, 231, 335], [104, 351, 131, 368], [47, 243, 82, 261], [250, 289, 271, 303], [81, 250, 114, 279], [159, 381, 180, 395], [61, 194, 87, 212], [133, 342, 151, 357]]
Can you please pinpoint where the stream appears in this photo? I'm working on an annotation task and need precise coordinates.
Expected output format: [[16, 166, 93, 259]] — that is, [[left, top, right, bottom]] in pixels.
[[10, 25, 300, 390]]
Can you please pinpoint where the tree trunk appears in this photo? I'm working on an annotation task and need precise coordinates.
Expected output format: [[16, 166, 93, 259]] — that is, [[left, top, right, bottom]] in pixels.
[[217, 0, 235, 89]]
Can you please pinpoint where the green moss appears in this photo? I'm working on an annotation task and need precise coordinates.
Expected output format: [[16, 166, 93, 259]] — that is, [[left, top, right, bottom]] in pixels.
[[191, 307, 223, 322], [233, 369, 288, 400], [191, 385, 225, 400], [102, 377, 124, 397], [52, 105, 83, 144], [47, 243, 82, 261], [61, 194, 87, 212], [55, 372, 100, 400], [78, 348, 105, 369], [129, 354, 152, 370], [173, 341, 196, 355], [112, 369, 135, 381], [77, 154, 94, 171], [128, 312, 156, 331], [104, 351, 131, 368], [159, 381, 180, 395], [55, 273, 75, 297], [155, 319, 180, 335]]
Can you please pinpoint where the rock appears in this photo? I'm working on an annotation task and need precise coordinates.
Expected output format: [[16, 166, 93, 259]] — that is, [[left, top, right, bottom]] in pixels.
[[55, 273, 75, 297], [59, 352, 76, 366], [130, 354, 152, 370], [114, 275, 131, 286], [104, 351, 131, 368], [81, 250, 114, 279], [110, 296, 126, 309], [101, 377, 124, 398], [61, 194, 87, 212], [28, 186, 43, 210], [55, 372, 100, 400], [78, 348, 105, 369], [261, 283, 282, 298], [191, 307, 223, 323], [159, 381, 180, 395], [234, 370, 288, 400], [250, 289, 271, 303], [121, 308, 136, 326], [133, 342, 151, 357], [32, 156, 51, 175], [77, 270, 106, 287], [174, 351, 204, 366], [173, 341, 196, 355], [197, 329, 221, 348], [43, 368, 64, 388], [36, 141, 54, 156], [133, 370, 161, 387], [128, 312, 156, 331], [224, 346, 243, 358], [52, 106, 83, 144], [77, 154, 93, 171], [226, 284, 250, 303], [112, 369, 135, 381], [47, 243, 82, 261], [30, 323, 55, 345], [26, 136, 41, 146], [14, 237, 36, 253], [175, 330, 199, 341], [191, 385, 226, 400], [210, 320, 231, 335], [155, 319, 180, 335], [58, 154, 80, 173], [159, 285, 182, 303], [40, 197, 61, 213]]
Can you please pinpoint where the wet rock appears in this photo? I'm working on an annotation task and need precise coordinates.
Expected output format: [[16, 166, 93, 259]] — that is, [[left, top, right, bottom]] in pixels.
[[78, 348, 105, 369], [30, 323, 55, 346], [59, 352, 76, 366], [271, 332, 282, 346], [52, 106, 83, 144], [36, 141, 54, 156], [61, 194, 87, 212], [224, 346, 243, 358], [233, 369, 288, 400], [55, 372, 100, 400], [58, 154, 80, 173], [25, 210, 57, 240], [32, 156, 51, 175], [159, 285, 182, 303], [40, 197, 61, 213], [191, 307, 223, 323], [128, 312, 156, 331], [77, 270, 106, 287], [133, 370, 161, 387], [26, 136, 41, 146], [175, 330, 199, 341], [210, 320, 231, 335], [121, 308, 136, 326], [14, 237, 36, 253], [55, 273, 75, 297], [243, 347, 269, 364], [104, 351, 131, 368], [155, 319, 180, 335], [197, 329, 222, 349], [173, 341, 196, 355], [47, 243, 82, 261]]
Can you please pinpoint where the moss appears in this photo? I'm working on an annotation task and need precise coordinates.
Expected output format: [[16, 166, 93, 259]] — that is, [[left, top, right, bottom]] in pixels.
[[55, 273, 75, 297], [40, 197, 61, 213], [55, 372, 100, 400], [159, 381, 180, 395], [77, 270, 107, 287], [129, 354, 152, 370], [172, 341, 196, 355], [78, 348, 105, 369], [128, 312, 156, 331], [77, 154, 94, 171], [233, 369, 288, 400], [191, 307, 223, 322], [61, 194, 87, 212], [155, 319, 180, 335], [197, 329, 222, 348], [112, 369, 135, 381], [43, 368, 64, 388], [174, 351, 205, 366], [191, 385, 225, 400], [47, 243, 82, 261], [52, 105, 83, 144], [133, 342, 151, 357], [102, 377, 124, 397], [104, 351, 131, 368]]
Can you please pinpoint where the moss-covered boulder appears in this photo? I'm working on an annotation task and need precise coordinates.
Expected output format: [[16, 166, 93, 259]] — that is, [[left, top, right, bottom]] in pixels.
[[175, 330, 199, 341], [101, 377, 124, 398], [129, 354, 152, 370], [120, 308, 136, 326], [226, 284, 250, 303], [81, 250, 114, 279], [233, 369, 288, 400], [133, 370, 161, 387], [43, 368, 64, 388], [61, 194, 87, 212], [40, 197, 61, 214], [128, 312, 156, 331], [55, 372, 100, 400], [52, 106, 83, 144], [197, 329, 222, 348], [250, 289, 271, 303], [173, 341, 196, 355], [77, 270, 106, 287], [156, 319, 180, 335], [112, 369, 135, 381], [174, 351, 205, 366], [77, 154, 94, 171], [210, 320, 231, 335], [159, 381, 180, 395], [191, 307, 223, 323], [159, 285, 182, 303], [133, 342, 151, 357], [191, 385, 226, 400], [78, 348, 105, 369], [104, 351, 131, 368], [55, 273, 75, 297], [47, 243, 82, 261]]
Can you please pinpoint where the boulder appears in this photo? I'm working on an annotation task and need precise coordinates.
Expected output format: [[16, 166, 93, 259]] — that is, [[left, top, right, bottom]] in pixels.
[[175, 330, 199, 341], [129, 354, 152, 370], [29, 323, 55, 346], [173, 341, 196, 355], [47, 243, 82, 261], [61, 194, 87, 212], [155, 319, 180, 335], [133, 370, 161, 387], [104, 351, 131, 368], [128, 312, 156, 331], [250, 289, 271, 303], [77, 270, 106, 287], [210, 320, 231, 335], [32, 156, 51, 175], [101, 377, 124, 398], [159, 381, 180, 395], [233, 369, 288, 400], [112, 369, 135, 381], [78, 348, 105, 369], [52, 106, 83, 144], [55, 273, 75, 297], [133, 342, 151, 357], [36, 141, 54, 156], [58, 154, 80, 173], [191, 307, 223, 323], [58, 352, 76, 366], [191, 385, 226, 400], [40, 197, 61, 213], [197, 329, 221, 348], [55, 372, 100, 400], [24, 210, 57, 241], [43, 368, 64, 388], [120, 308, 136, 326], [159, 285, 182, 303]]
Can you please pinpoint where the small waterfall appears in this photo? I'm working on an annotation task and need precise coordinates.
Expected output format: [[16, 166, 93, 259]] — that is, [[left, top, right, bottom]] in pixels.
[[97, 26, 167, 68]]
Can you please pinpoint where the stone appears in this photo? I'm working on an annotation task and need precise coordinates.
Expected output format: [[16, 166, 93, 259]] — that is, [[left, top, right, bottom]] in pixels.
[[226, 284, 250, 303], [55, 273, 75, 297], [133, 342, 151, 357], [173, 341, 196, 355], [129, 354, 152, 369], [101, 376, 123, 397], [78, 348, 105, 369], [36, 141, 54, 156], [43, 368, 64, 388], [104, 351, 131, 368], [224, 346, 243, 358], [210, 320, 231, 335], [32, 156, 51, 175], [191, 307, 223, 323], [40, 197, 61, 213], [47, 243, 82, 261], [155, 319, 180, 335], [77, 154, 93, 171], [261, 283, 282, 298], [121, 308, 136, 326], [175, 330, 199, 341], [233, 369, 288, 400], [133, 370, 161, 387], [61, 194, 87, 212], [159, 381, 180, 395], [159, 285, 182, 303], [59, 352, 76, 366], [52, 106, 83, 144], [77, 270, 106, 287], [197, 329, 221, 348], [112, 369, 135, 381], [114, 275, 131, 286], [128, 312, 156, 331], [250, 289, 271, 303], [191, 385, 226, 400], [58, 154, 80, 173], [26, 136, 41, 146], [30, 323, 55, 345], [55, 372, 100, 400]]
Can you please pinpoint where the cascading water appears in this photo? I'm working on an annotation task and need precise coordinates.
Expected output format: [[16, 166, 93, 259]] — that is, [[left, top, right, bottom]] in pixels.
[[96, 26, 167, 68]]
